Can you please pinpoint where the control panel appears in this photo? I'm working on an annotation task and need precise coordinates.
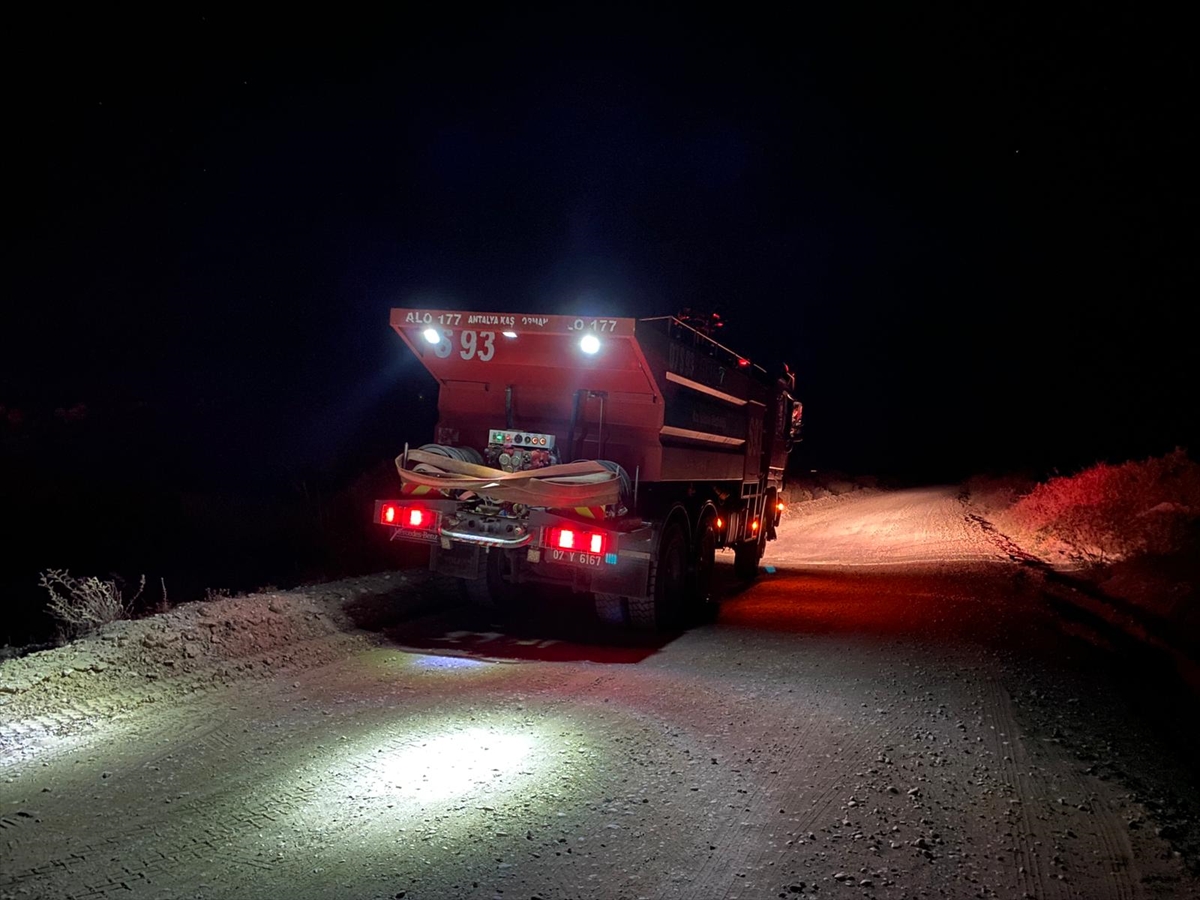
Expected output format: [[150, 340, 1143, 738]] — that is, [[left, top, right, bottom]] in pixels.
[[488, 430, 556, 449], [485, 429, 559, 473]]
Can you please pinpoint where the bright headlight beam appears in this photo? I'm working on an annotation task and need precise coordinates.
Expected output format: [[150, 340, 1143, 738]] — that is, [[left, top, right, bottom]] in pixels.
[[423, 327, 441, 344], [580, 334, 601, 354], [375, 728, 535, 801]]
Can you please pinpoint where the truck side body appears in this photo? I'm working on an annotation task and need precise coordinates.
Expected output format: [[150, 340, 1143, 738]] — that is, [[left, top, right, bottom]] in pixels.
[[375, 309, 800, 627]]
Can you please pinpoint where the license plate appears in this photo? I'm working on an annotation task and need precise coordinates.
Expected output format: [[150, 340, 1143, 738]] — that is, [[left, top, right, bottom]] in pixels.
[[547, 548, 606, 568]]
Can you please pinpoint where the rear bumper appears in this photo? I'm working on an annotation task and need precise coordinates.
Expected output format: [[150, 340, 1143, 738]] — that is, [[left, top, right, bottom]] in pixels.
[[376, 499, 653, 598]]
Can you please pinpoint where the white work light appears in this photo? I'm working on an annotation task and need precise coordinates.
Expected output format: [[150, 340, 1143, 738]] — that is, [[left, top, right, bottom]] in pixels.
[[423, 327, 441, 344], [579, 334, 601, 354]]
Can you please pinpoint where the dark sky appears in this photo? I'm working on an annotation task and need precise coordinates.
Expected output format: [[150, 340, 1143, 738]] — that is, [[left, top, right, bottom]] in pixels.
[[3, 7, 1195, 483]]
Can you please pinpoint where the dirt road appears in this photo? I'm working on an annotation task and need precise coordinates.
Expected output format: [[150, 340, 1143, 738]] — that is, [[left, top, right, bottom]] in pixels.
[[3, 487, 1199, 899]]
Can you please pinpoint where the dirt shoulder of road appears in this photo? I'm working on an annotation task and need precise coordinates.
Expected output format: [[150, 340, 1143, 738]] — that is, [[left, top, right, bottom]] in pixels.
[[0, 571, 454, 747], [966, 482, 1200, 694]]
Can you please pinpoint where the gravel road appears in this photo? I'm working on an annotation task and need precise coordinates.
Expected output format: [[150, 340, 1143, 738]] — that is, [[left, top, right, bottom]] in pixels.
[[3, 486, 1199, 899]]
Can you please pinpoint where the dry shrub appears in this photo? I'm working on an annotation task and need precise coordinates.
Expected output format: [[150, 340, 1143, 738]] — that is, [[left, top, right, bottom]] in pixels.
[[38, 569, 142, 639], [1006, 449, 1200, 563]]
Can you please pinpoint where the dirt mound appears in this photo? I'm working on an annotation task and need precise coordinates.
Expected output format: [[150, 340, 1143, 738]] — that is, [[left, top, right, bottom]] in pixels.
[[783, 471, 879, 504]]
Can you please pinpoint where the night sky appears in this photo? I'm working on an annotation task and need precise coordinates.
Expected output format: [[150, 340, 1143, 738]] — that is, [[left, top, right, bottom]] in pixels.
[[3, 8, 1195, 485]]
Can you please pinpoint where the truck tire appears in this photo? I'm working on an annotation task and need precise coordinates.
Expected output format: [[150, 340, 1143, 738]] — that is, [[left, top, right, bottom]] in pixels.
[[457, 575, 492, 606], [457, 550, 521, 610], [733, 535, 764, 581], [632, 522, 688, 630], [486, 549, 523, 610], [593, 592, 626, 626], [692, 517, 718, 621]]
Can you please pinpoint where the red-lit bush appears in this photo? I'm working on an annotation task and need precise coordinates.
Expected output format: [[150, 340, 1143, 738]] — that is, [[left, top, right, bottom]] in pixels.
[[1003, 449, 1200, 563]]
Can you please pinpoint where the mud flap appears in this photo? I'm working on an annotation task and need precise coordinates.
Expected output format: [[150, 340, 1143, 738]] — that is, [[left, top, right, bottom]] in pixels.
[[589, 556, 651, 598], [431, 542, 484, 580]]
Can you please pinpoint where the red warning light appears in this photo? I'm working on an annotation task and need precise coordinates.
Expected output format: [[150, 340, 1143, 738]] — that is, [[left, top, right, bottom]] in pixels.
[[737, 358, 750, 367], [547, 527, 607, 555], [379, 503, 434, 529]]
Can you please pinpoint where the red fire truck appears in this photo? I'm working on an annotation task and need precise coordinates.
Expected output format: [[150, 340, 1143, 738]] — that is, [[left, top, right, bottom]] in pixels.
[[375, 309, 800, 628]]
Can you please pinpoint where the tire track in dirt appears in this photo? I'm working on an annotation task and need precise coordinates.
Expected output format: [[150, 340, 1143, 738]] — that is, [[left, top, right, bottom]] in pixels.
[[979, 677, 1071, 900], [2, 664, 367, 898], [2, 783, 321, 899], [979, 677, 1140, 900], [2, 659, 626, 900], [0, 632, 367, 767], [651, 684, 922, 900], [1, 703, 299, 898]]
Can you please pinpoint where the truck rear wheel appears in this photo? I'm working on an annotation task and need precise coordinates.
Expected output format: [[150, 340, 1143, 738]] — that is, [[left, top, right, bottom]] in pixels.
[[631, 522, 688, 630], [593, 592, 626, 625], [458, 550, 522, 610], [692, 517, 718, 621]]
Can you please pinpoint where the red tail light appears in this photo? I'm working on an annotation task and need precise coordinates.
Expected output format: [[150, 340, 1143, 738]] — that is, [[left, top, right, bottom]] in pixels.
[[547, 527, 607, 555], [379, 503, 435, 529]]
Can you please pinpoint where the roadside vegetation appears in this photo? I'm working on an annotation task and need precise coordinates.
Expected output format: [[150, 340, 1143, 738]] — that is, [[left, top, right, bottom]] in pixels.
[[972, 449, 1200, 652], [38, 570, 169, 640], [989, 448, 1200, 566]]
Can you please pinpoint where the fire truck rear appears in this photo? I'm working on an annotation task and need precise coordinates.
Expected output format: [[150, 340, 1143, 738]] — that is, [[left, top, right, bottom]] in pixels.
[[374, 309, 801, 628]]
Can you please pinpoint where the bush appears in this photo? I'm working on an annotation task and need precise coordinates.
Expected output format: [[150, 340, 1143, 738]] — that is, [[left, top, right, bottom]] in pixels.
[[38, 569, 143, 639], [1005, 449, 1200, 563]]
